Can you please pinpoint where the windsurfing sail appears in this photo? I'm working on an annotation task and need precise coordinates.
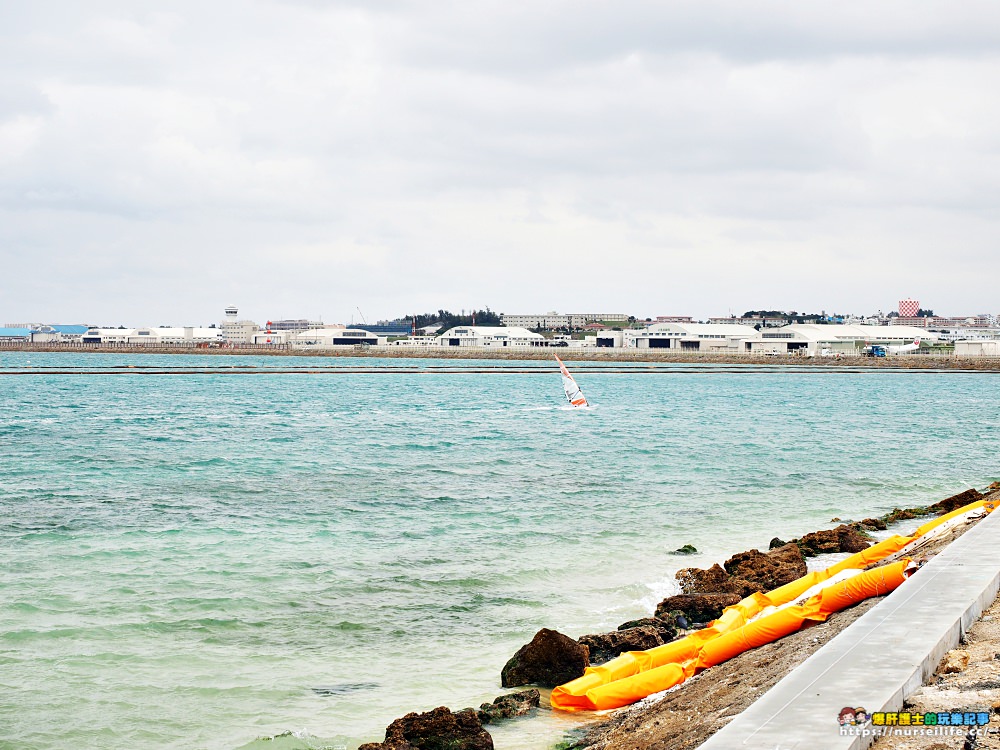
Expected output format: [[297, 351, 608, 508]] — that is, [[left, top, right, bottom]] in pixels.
[[555, 355, 588, 407]]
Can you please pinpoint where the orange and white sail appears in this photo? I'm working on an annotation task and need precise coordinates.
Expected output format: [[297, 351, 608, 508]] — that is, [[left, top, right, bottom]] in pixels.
[[555, 355, 588, 407]]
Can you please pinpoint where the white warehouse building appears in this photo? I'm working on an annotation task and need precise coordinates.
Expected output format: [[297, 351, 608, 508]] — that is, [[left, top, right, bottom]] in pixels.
[[594, 323, 941, 355], [747, 325, 940, 356], [598, 323, 757, 352], [435, 326, 546, 348], [250, 328, 384, 347], [81, 327, 224, 345], [954, 341, 1000, 357], [292, 329, 384, 348]]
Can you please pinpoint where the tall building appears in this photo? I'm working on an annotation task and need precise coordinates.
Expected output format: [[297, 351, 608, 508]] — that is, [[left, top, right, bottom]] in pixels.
[[267, 319, 326, 332], [220, 306, 259, 344], [500, 312, 629, 329], [898, 298, 920, 317]]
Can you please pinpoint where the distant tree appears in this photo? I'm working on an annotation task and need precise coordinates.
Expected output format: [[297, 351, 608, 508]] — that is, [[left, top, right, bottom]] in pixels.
[[401, 307, 502, 331], [917, 309, 934, 317]]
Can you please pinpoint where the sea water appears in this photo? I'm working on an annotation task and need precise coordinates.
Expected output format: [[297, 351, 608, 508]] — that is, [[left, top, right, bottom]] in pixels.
[[1, 353, 997, 750]]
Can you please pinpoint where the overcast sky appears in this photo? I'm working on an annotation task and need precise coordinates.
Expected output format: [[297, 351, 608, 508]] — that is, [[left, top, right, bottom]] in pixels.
[[2, 1, 998, 326]]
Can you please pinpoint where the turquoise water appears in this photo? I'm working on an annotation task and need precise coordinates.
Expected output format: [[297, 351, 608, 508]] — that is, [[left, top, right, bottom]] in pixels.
[[1, 352, 997, 750]]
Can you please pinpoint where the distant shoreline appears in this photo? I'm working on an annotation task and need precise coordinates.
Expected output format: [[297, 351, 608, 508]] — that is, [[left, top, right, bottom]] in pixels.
[[4, 344, 1000, 371]]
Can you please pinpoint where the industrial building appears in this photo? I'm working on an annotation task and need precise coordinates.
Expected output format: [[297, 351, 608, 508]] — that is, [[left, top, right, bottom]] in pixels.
[[954, 341, 1000, 357], [892, 315, 994, 329], [360, 322, 414, 336], [291, 329, 383, 348], [500, 312, 629, 329], [748, 325, 939, 356], [266, 319, 326, 333], [598, 323, 757, 352], [81, 327, 223, 345], [249, 328, 384, 347], [435, 326, 546, 347], [0, 324, 90, 343], [389, 336, 439, 348], [0, 327, 32, 342], [591, 322, 943, 356]]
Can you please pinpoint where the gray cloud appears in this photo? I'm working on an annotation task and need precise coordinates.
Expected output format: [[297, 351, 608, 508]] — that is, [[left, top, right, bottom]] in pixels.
[[1, 0, 999, 325]]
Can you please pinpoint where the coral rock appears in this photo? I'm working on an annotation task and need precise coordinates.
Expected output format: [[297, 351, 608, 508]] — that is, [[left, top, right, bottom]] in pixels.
[[655, 593, 741, 624], [941, 650, 970, 674], [723, 543, 807, 592], [578, 624, 676, 665], [795, 524, 871, 557], [929, 489, 983, 515], [857, 517, 888, 531], [616, 617, 677, 635], [670, 544, 698, 555], [883, 508, 923, 524], [359, 706, 494, 750], [676, 563, 739, 594], [477, 689, 540, 724], [500, 628, 589, 688]]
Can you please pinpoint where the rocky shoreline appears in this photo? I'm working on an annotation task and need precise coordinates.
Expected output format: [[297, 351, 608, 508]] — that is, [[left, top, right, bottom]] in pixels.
[[358, 485, 998, 750]]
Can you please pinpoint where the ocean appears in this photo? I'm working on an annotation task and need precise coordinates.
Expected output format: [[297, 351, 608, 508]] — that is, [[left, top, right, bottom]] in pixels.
[[1, 352, 997, 750]]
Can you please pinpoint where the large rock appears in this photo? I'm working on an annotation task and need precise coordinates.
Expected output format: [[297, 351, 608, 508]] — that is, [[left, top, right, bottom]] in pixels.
[[882, 507, 926, 524], [654, 593, 741, 623], [675, 544, 807, 598], [669, 544, 698, 555], [616, 617, 678, 636], [577, 624, 674, 665], [941, 650, 970, 674], [675, 563, 748, 595], [500, 628, 589, 688], [795, 524, 871, 557], [477, 689, 540, 724], [358, 706, 493, 750], [929, 488, 982, 514], [723, 543, 807, 592], [856, 517, 887, 531]]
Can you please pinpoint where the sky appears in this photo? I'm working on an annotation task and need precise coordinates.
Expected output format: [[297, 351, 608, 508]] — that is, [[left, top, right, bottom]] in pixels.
[[2, 1, 999, 327]]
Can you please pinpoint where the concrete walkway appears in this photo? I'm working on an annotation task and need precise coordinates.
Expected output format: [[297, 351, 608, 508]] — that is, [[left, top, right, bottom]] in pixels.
[[698, 506, 1000, 750]]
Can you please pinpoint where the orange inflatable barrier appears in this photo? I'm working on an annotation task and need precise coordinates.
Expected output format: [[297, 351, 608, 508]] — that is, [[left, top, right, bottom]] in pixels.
[[550, 497, 994, 712], [698, 561, 910, 670]]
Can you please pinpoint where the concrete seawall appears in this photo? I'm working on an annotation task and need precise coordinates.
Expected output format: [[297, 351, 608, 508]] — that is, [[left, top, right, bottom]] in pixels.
[[698, 505, 1000, 750]]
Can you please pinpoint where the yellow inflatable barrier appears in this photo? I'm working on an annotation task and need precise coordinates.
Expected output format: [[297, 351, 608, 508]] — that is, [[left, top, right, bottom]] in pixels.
[[550, 498, 995, 712]]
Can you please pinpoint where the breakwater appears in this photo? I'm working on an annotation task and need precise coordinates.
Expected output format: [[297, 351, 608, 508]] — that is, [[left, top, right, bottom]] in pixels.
[[3, 342, 1000, 370]]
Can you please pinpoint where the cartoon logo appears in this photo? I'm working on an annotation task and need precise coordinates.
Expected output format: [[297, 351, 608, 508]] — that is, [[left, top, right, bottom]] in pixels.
[[838, 706, 869, 726]]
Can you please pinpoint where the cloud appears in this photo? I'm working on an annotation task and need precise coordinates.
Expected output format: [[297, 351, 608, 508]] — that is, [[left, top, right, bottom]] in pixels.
[[1, 0, 999, 325]]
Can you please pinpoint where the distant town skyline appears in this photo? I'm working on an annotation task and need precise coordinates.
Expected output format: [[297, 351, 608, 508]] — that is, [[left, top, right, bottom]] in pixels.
[[2, 2, 999, 325], [6, 299, 997, 331]]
